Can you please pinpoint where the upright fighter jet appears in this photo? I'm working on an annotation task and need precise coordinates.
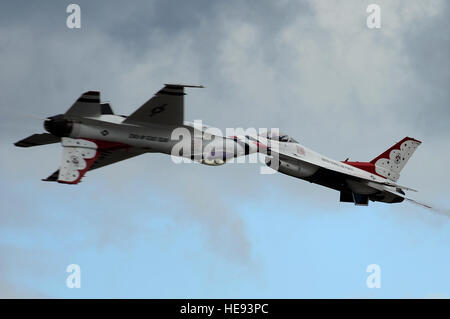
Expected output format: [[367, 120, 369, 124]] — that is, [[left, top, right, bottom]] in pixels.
[[14, 84, 256, 184], [255, 131, 427, 207]]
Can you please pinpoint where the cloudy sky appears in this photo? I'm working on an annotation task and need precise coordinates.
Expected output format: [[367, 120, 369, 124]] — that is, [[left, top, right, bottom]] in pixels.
[[0, 0, 449, 298]]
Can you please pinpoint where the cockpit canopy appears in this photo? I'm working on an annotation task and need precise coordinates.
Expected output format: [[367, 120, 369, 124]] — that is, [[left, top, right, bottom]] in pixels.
[[258, 131, 298, 143]]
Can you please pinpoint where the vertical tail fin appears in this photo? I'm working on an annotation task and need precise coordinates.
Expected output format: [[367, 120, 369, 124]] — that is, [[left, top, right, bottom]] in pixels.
[[64, 91, 102, 118], [370, 137, 421, 182]]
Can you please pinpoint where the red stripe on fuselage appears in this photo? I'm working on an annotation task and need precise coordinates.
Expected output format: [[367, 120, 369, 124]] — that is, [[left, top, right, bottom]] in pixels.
[[342, 161, 387, 179]]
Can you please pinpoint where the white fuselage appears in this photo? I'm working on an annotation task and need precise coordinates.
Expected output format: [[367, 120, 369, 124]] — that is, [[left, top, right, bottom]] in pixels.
[[68, 115, 256, 165], [257, 136, 390, 195]]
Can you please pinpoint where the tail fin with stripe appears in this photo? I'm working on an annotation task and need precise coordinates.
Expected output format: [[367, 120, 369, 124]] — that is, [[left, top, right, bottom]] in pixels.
[[370, 137, 421, 182]]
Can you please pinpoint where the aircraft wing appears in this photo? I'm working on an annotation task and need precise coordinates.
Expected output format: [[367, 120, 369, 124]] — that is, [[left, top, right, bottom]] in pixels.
[[43, 138, 145, 184], [122, 84, 203, 126], [14, 133, 60, 147], [363, 181, 432, 209], [268, 147, 417, 193]]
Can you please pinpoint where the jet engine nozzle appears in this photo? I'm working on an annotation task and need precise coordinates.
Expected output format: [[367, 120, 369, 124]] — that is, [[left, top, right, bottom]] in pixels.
[[44, 114, 73, 137]]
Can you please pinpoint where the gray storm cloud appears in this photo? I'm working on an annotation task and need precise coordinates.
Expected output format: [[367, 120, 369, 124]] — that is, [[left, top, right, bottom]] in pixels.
[[0, 0, 449, 296]]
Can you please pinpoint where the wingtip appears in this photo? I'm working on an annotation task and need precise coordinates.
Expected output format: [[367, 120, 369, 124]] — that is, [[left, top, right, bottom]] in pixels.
[[14, 141, 33, 147], [82, 90, 100, 96], [164, 83, 205, 88]]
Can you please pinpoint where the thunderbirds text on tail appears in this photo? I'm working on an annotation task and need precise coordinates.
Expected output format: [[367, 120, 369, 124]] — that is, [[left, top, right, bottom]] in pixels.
[[14, 84, 257, 184]]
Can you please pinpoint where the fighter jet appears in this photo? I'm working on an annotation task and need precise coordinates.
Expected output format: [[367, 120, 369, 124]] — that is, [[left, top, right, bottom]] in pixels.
[[14, 84, 256, 184], [255, 131, 427, 206]]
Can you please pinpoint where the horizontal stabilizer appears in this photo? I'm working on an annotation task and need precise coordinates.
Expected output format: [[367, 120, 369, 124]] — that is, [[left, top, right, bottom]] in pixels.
[[14, 133, 60, 147]]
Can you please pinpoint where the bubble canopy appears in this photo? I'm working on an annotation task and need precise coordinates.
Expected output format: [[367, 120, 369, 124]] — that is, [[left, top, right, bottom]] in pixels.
[[255, 130, 298, 143]]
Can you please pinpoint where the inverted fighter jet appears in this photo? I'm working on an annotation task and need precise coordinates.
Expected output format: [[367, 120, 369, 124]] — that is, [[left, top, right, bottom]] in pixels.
[[14, 84, 256, 184], [255, 131, 426, 206]]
